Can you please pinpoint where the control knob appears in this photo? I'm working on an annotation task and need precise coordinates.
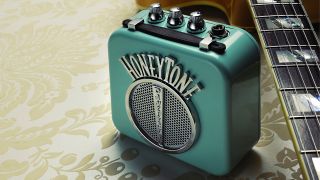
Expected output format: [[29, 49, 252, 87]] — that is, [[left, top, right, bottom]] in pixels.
[[187, 11, 206, 34], [167, 7, 184, 28], [148, 3, 164, 23]]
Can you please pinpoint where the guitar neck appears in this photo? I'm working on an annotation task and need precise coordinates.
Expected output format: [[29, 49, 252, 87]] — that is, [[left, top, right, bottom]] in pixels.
[[248, 0, 320, 179]]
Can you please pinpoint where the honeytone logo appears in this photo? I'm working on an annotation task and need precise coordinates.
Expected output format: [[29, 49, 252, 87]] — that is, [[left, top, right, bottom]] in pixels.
[[119, 53, 202, 99]]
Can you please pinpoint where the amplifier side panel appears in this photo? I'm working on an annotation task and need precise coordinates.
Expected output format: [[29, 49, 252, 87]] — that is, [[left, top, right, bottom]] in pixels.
[[230, 62, 260, 168]]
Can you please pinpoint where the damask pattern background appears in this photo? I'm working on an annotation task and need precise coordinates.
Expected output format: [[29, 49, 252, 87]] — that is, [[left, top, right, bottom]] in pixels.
[[0, 0, 302, 179]]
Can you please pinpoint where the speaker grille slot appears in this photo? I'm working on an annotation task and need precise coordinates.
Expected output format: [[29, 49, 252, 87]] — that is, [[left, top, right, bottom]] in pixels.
[[163, 90, 192, 149], [130, 82, 159, 142], [127, 79, 197, 153]]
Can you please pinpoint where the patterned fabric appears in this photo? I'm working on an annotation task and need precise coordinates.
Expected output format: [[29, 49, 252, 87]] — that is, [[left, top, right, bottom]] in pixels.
[[0, 0, 302, 179]]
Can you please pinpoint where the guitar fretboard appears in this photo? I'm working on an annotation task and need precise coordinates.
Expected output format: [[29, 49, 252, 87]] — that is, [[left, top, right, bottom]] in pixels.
[[248, 0, 320, 179]]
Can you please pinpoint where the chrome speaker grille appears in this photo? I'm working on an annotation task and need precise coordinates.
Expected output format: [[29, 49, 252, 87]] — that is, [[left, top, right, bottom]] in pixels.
[[126, 78, 197, 153]]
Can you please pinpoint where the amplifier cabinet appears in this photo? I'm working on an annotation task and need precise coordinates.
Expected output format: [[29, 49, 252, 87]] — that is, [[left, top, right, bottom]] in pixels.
[[108, 5, 260, 175]]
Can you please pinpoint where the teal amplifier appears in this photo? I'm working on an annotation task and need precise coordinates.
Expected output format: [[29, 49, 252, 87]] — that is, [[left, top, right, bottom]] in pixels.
[[108, 3, 260, 175]]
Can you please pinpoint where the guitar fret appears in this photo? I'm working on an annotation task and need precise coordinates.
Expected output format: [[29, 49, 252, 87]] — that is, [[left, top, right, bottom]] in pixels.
[[256, 15, 306, 18], [251, 3, 300, 6], [289, 115, 320, 119], [280, 87, 320, 91], [272, 64, 320, 67], [250, 0, 299, 3], [301, 150, 320, 154], [261, 28, 312, 32], [266, 45, 319, 48]]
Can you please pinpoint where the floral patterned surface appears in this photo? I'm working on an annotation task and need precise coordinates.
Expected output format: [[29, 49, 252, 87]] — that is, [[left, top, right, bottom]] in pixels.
[[0, 0, 302, 179]]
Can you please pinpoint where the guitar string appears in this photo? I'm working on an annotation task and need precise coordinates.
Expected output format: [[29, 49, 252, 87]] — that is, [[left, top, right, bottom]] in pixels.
[[279, 0, 320, 155], [257, 0, 309, 163], [271, 0, 320, 178], [288, 0, 320, 157], [271, 0, 320, 153], [281, 0, 320, 159], [288, 0, 320, 177], [258, 0, 315, 178], [293, 0, 320, 72], [270, 1, 320, 177]]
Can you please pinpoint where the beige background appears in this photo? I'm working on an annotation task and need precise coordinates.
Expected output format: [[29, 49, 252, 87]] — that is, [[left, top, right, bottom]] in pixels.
[[0, 0, 303, 179]]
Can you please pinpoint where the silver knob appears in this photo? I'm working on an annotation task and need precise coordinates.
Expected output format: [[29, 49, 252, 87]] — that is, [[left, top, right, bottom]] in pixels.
[[167, 7, 184, 28], [148, 3, 164, 23], [187, 11, 206, 33]]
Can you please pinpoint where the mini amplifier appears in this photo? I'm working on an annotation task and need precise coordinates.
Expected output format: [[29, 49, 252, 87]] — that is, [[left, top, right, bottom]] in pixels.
[[108, 3, 260, 175]]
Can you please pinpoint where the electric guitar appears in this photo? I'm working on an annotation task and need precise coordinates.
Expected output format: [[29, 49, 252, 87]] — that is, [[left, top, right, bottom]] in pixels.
[[136, 0, 320, 179]]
